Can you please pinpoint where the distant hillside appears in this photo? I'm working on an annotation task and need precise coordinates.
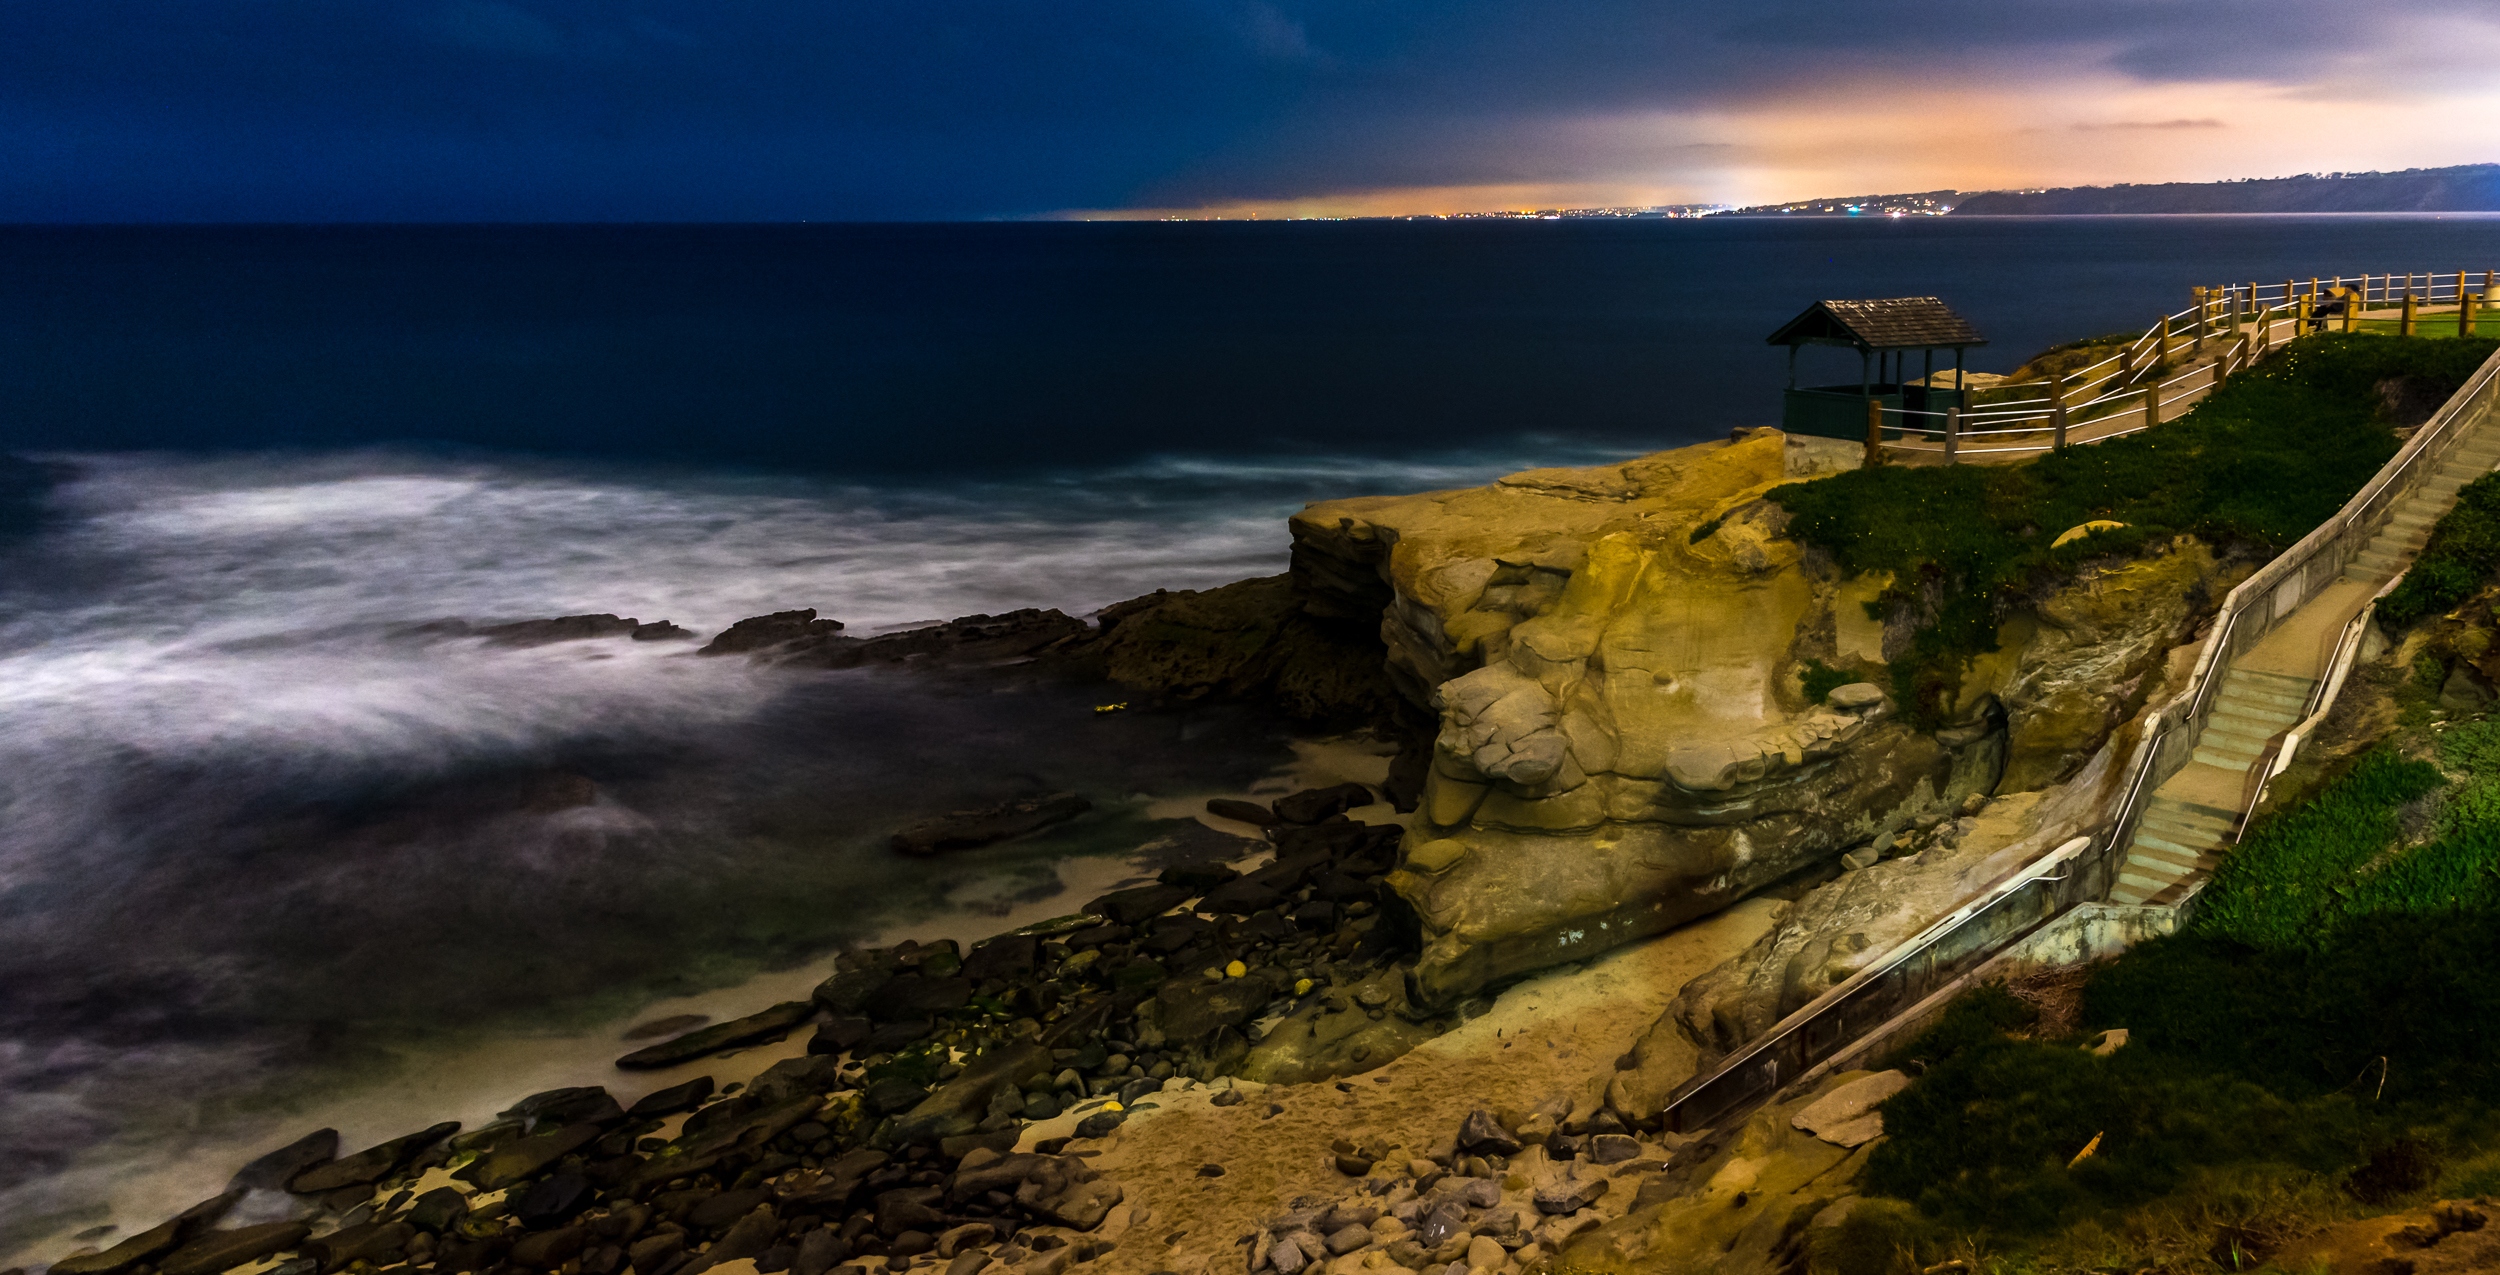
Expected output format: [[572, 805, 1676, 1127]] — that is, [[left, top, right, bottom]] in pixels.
[[1716, 190, 1955, 217], [1951, 165, 2500, 214]]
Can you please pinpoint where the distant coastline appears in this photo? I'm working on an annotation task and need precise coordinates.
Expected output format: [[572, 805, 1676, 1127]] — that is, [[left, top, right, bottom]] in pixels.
[[1206, 162, 2500, 223]]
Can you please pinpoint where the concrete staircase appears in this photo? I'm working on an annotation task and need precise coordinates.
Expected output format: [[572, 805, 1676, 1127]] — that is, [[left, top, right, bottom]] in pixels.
[[2111, 795, 2235, 906], [2112, 667, 2316, 906], [2111, 413, 2499, 909], [2343, 431, 2500, 583]]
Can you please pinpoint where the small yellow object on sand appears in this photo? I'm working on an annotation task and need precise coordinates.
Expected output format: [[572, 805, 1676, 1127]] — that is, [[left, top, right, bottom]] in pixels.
[[1225, 960, 1248, 978], [1093, 702, 1129, 714]]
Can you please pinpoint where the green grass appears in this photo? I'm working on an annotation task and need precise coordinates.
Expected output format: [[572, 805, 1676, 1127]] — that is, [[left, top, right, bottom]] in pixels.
[[2381, 469, 2500, 628], [1768, 333, 2498, 725], [1856, 703, 2500, 1255]]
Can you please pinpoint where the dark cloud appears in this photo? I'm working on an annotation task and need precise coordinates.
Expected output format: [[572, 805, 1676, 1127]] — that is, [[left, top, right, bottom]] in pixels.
[[0, 0, 2486, 219]]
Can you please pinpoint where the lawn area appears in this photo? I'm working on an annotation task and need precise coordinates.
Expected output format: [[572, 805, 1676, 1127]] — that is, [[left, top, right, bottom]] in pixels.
[[1766, 332, 2498, 724]]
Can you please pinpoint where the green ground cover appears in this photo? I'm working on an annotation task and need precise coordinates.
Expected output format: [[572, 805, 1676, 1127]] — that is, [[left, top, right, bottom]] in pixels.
[[2381, 469, 2500, 627], [1829, 710, 2500, 1272], [1768, 333, 2498, 725]]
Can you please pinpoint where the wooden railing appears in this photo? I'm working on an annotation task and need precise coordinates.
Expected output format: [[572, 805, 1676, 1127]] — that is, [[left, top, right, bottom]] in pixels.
[[1870, 267, 2497, 460], [1657, 337, 2500, 1134]]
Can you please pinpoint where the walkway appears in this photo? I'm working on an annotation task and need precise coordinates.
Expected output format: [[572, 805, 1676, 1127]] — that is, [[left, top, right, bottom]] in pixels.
[[2108, 418, 2500, 904]]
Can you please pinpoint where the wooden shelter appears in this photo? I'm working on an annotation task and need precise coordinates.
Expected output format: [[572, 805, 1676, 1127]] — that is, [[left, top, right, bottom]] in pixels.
[[1766, 297, 1987, 439]]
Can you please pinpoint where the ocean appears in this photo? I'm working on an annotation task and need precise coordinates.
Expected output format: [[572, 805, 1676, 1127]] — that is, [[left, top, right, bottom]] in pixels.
[[2, 213, 2497, 1254]]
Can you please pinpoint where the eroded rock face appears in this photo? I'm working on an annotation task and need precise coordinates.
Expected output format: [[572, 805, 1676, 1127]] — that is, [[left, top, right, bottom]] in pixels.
[[1295, 435, 2001, 1008], [1963, 538, 2240, 793]]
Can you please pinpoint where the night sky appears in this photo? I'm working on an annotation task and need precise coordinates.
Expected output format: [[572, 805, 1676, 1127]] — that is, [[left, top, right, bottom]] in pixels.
[[5, 0, 2499, 221]]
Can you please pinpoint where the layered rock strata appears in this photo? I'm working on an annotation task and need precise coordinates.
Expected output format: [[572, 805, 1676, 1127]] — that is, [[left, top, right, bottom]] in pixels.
[[1292, 432, 2234, 1010]]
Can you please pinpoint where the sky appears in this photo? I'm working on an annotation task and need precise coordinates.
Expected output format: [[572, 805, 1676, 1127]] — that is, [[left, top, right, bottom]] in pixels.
[[4, 0, 2499, 222]]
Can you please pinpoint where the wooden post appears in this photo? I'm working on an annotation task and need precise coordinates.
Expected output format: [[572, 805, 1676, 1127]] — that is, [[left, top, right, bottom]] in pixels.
[[1864, 397, 1884, 467], [2401, 293, 2418, 337], [2144, 384, 2160, 431], [1944, 404, 1960, 464], [2051, 376, 2069, 451], [2342, 289, 2358, 333], [2297, 294, 2312, 334], [2191, 287, 2207, 352], [2154, 315, 2170, 371], [2461, 290, 2476, 339]]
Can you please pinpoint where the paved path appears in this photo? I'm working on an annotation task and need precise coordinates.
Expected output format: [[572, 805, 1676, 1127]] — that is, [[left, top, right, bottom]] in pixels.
[[2108, 421, 2500, 905]]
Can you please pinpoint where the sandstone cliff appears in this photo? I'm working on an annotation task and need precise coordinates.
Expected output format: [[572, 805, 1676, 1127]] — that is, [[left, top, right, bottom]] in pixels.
[[1289, 432, 2236, 1011]]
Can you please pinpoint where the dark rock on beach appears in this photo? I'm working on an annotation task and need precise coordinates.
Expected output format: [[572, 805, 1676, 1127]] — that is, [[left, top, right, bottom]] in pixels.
[[227, 1128, 338, 1194], [287, 1122, 459, 1193], [157, 1223, 312, 1275], [699, 608, 847, 655], [890, 792, 1092, 856], [1272, 782, 1373, 825], [624, 1075, 715, 1119], [614, 1000, 817, 1069]]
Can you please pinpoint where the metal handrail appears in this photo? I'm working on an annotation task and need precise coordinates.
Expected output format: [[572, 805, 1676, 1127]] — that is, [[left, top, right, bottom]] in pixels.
[[1659, 336, 2500, 1138]]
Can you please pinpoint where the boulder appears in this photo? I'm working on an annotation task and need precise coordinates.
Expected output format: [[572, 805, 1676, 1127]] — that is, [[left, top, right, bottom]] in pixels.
[[1083, 574, 1411, 727], [615, 1001, 816, 1069], [1084, 884, 1190, 927], [158, 1223, 311, 1275], [1273, 783, 1374, 824], [453, 1122, 605, 1191], [1013, 1156, 1124, 1231], [890, 793, 1091, 856], [698, 609, 845, 656], [1205, 798, 1276, 826], [289, 1122, 460, 1193], [227, 1129, 338, 1194], [1788, 1070, 1909, 1148], [625, 1076, 715, 1119]]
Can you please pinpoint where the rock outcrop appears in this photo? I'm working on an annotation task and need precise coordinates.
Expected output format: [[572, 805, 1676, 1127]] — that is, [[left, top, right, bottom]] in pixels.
[[1292, 434, 2002, 1008], [1289, 432, 2232, 1011]]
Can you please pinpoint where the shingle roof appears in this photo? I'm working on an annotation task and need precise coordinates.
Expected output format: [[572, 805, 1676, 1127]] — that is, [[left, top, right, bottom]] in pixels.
[[1765, 297, 1987, 350]]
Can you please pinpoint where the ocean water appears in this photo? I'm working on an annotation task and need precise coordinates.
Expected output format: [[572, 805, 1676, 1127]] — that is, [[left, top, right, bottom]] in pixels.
[[3, 214, 2498, 1252]]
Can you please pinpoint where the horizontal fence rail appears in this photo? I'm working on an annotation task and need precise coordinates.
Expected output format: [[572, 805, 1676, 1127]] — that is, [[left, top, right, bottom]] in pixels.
[[1860, 266, 2496, 459], [1660, 332, 2500, 1135]]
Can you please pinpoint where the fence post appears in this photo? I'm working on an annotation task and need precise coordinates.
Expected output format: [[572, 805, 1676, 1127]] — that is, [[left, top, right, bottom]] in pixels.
[[2191, 288, 2207, 352], [2343, 289, 2358, 333], [2465, 290, 2479, 339], [1864, 398, 1884, 468], [2297, 294, 2311, 334], [2401, 293, 2418, 337], [2051, 377, 2069, 451], [1944, 404, 1960, 463], [2144, 384, 2160, 431], [2155, 315, 2170, 372]]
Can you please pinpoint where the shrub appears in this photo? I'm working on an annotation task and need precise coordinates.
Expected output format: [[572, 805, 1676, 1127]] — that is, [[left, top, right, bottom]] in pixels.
[[1796, 656, 1862, 704], [1768, 335, 2498, 710], [2381, 469, 2500, 628]]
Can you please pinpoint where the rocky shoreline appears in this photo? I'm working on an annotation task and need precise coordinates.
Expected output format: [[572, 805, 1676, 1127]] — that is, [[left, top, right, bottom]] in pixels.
[[20, 432, 2248, 1275]]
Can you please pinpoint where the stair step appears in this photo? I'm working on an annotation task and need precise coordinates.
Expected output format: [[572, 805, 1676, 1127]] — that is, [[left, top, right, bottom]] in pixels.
[[2139, 811, 2232, 841], [2192, 748, 2262, 772], [2208, 707, 2298, 736], [2143, 803, 2235, 834], [2127, 842, 2214, 873], [2215, 688, 2311, 716], [2152, 796, 2240, 823]]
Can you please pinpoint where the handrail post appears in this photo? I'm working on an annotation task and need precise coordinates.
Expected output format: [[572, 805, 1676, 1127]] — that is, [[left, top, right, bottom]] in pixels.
[[2401, 293, 2419, 337], [2051, 376, 2069, 451], [1864, 397, 1884, 468], [2465, 288, 2480, 339], [1944, 404, 1960, 464], [2144, 384, 2160, 431]]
